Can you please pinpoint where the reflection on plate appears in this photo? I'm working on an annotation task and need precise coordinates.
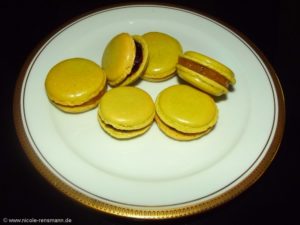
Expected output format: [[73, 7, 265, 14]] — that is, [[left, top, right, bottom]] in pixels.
[[13, 4, 285, 219]]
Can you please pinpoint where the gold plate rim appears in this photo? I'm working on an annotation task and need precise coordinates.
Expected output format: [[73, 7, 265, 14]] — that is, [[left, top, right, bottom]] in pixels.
[[13, 3, 285, 220]]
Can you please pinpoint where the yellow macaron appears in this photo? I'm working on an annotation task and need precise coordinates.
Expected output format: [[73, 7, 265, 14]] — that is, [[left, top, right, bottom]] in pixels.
[[141, 32, 182, 81], [98, 86, 155, 139], [45, 58, 106, 113], [155, 84, 218, 141], [101, 33, 148, 86], [176, 51, 236, 96]]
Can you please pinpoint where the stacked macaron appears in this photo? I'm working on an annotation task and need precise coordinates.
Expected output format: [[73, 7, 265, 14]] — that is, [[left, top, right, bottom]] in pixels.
[[98, 86, 155, 139], [45, 58, 107, 113], [155, 85, 218, 141], [176, 51, 236, 96], [141, 32, 183, 81], [101, 33, 149, 86], [45, 31, 236, 141]]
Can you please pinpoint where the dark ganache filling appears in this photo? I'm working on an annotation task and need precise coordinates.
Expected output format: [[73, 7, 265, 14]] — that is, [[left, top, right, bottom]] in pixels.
[[130, 41, 143, 75]]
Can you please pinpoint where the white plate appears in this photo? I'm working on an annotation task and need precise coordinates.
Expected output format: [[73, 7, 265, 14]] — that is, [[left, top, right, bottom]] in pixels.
[[14, 4, 285, 219]]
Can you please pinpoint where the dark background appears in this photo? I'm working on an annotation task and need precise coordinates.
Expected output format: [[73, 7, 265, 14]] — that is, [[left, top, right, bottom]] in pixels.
[[1, 0, 298, 224]]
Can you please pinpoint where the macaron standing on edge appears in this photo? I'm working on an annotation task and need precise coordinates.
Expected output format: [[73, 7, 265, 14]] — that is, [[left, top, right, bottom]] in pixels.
[[141, 32, 183, 82], [98, 86, 155, 139], [176, 51, 236, 96], [155, 84, 218, 141], [45, 58, 107, 113], [101, 33, 149, 87]]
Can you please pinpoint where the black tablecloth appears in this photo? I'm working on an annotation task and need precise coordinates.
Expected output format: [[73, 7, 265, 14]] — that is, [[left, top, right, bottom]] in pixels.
[[1, 0, 297, 224]]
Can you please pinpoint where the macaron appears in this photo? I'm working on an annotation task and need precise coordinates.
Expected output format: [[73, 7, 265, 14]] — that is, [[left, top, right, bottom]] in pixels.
[[141, 32, 182, 81], [98, 86, 155, 139], [101, 33, 148, 86], [176, 51, 236, 96], [45, 58, 106, 113], [155, 85, 218, 141]]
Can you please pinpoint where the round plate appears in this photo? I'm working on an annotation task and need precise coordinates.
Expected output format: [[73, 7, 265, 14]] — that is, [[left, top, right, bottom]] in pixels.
[[13, 4, 285, 219]]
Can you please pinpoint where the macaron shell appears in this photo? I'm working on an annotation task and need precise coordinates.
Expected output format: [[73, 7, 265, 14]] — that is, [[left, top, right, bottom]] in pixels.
[[177, 64, 227, 96], [98, 115, 152, 139], [98, 86, 155, 130], [101, 33, 135, 86], [142, 32, 182, 81], [155, 115, 210, 141], [118, 35, 149, 86], [45, 58, 106, 106], [183, 51, 236, 84], [155, 85, 218, 133]]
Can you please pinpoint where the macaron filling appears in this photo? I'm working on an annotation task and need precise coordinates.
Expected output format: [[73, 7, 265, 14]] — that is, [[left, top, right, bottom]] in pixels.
[[129, 41, 143, 76], [117, 37, 148, 86], [178, 56, 230, 88]]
